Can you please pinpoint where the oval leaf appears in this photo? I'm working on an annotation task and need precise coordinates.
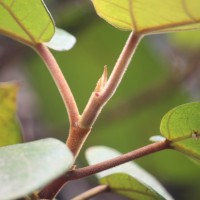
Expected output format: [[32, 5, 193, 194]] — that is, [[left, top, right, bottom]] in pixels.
[[0, 83, 22, 147], [160, 102, 200, 163], [86, 146, 173, 200], [45, 27, 76, 51], [0, 0, 55, 45], [91, 0, 200, 34], [0, 138, 74, 200]]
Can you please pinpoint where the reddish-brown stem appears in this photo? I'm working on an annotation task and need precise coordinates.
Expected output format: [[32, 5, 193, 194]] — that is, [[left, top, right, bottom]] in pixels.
[[102, 32, 141, 102], [79, 32, 142, 129], [37, 174, 68, 199], [38, 33, 143, 199], [38, 140, 170, 199], [35, 44, 79, 126], [66, 33, 142, 159], [66, 126, 91, 157], [68, 140, 170, 180], [71, 185, 109, 200]]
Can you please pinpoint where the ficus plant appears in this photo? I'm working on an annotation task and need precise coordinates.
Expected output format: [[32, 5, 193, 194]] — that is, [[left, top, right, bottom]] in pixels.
[[0, 0, 200, 200]]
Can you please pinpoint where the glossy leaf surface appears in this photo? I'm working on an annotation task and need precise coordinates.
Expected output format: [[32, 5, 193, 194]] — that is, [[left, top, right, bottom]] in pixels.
[[86, 146, 173, 200], [0, 138, 74, 200], [160, 102, 200, 163], [0, 0, 54, 45], [91, 0, 200, 34], [0, 83, 22, 147]]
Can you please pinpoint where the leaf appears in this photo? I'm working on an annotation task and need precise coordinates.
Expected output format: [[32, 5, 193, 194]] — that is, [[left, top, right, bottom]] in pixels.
[[160, 102, 200, 163], [0, 0, 55, 45], [91, 0, 200, 34], [86, 146, 173, 200], [0, 83, 22, 147], [45, 27, 76, 51], [0, 138, 74, 200]]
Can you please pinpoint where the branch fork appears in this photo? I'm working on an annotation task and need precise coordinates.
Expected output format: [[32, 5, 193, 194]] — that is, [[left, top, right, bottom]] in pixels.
[[36, 32, 145, 199]]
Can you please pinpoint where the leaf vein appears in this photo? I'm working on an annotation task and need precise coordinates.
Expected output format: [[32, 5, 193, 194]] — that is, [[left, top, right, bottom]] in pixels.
[[9, 0, 15, 8], [129, 0, 138, 31], [140, 19, 200, 34], [100, 0, 129, 12], [0, 28, 32, 45], [37, 21, 51, 42], [100, 10, 132, 29], [0, 1, 35, 43], [182, 0, 198, 22]]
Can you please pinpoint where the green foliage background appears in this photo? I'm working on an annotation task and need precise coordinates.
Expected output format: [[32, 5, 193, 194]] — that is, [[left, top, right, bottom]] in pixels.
[[1, 0, 199, 199]]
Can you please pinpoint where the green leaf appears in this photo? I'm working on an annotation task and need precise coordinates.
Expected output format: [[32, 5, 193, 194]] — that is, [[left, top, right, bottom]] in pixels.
[[86, 146, 173, 200], [160, 102, 200, 163], [0, 0, 55, 45], [0, 138, 74, 200], [45, 27, 76, 51], [0, 83, 22, 147], [91, 0, 200, 34]]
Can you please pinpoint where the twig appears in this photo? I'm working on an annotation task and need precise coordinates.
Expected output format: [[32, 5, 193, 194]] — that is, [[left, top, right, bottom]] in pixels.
[[66, 32, 142, 158], [66, 126, 91, 156], [38, 140, 170, 199], [35, 44, 79, 126], [71, 185, 109, 200], [79, 32, 142, 129], [68, 140, 170, 180], [38, 32, 143, 199]]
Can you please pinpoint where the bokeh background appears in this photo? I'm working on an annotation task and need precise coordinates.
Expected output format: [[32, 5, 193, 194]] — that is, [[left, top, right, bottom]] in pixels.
[[0, 0, 200, 199]]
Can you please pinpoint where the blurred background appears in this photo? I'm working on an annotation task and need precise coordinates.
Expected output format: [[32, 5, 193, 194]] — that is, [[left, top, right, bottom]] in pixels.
[[0, 0, 200, 199]]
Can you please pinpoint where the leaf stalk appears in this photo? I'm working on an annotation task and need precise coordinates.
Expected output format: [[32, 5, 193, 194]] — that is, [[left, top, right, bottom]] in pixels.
[[35, 44, 79, 127]]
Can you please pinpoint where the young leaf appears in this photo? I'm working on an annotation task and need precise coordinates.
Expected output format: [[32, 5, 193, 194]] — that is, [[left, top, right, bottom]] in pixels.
[[91, 0, 200, 34], [160, 102, 200, 164], [0, 138, 74, 200], [86, 146, 173, 200], [0, 0, 55, 45], [0, 83, 22, 147], [45, 27, 76, 51]]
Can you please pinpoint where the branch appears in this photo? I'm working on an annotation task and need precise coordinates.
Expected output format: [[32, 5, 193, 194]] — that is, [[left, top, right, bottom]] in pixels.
[[66, 32, 142, 158], [38, 140, 170, 199], [68, 140, 170, 180], [79, 32, 142, 129], [71, 185, 109, 200], [38, 32, 142, 198], [35, 44, 79, 126]]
